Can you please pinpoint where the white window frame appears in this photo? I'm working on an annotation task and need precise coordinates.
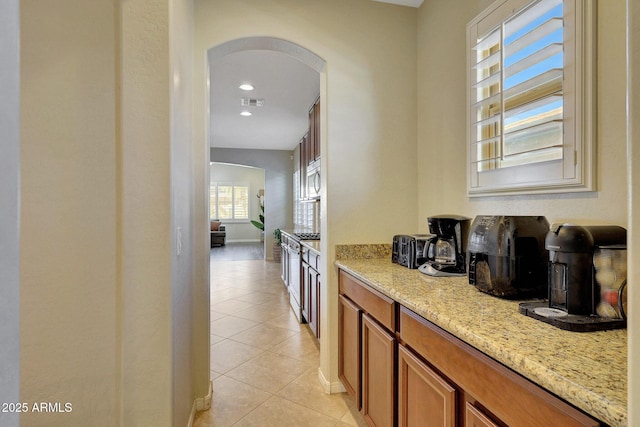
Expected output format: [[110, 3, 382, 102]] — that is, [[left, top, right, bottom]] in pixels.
[[466, 0, 596, 196], [210, 182, 250, 222]]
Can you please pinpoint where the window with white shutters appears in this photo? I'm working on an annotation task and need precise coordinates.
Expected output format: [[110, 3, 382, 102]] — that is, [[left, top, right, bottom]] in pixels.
[[210, 183, 250, 220], [467, 0, 595, 195]]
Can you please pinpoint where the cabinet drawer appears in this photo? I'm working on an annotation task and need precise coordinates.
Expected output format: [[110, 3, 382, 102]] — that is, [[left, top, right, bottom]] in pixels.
[[399, 307, 599, 427], [339, 270, 395, 331]]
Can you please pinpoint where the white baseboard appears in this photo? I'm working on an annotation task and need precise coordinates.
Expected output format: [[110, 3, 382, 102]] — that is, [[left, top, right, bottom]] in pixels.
[[318, 367, 347, 394], [226, 239, 262, 243], [196, 380, 213, 411], [187, 380, 213, 426], [187, 402, 196, 427]]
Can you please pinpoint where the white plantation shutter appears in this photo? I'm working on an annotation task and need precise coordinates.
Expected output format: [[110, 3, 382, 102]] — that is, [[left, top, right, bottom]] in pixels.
[[217, 185, 233, 219], [467, 0, 595, 195], [210, 183, 250, 220], [233, 186, 249, 219]]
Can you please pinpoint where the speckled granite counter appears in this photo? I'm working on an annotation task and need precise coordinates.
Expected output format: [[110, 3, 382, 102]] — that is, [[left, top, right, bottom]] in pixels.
[[335, 256, 627, 427], [301, 240, 320, 254]]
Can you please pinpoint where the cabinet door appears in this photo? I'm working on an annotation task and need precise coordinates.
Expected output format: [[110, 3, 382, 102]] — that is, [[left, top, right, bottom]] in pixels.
[[308, 267, 319, 338], [313, 98, 320, 160], [280, 244, 288, 287], [301, 260, 310, 322], [339, 294, 362, 408], [465, 402, 500, 427], [362, 313, 395, 427], [398, 345, 456, 427]]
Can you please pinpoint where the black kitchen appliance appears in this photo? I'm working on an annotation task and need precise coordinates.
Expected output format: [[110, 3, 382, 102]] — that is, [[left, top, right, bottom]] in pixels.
[[467, 215, 549, 298], [392, 234, 434, 269], [418, 215, 470, 277], [519, 224, 627, 332]]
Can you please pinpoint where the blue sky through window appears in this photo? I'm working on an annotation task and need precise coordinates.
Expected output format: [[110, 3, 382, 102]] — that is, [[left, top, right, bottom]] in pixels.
[[504, 3, 563, 90]]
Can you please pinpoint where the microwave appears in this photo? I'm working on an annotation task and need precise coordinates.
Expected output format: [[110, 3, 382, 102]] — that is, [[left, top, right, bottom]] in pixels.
[[307, 164, 320, 199]]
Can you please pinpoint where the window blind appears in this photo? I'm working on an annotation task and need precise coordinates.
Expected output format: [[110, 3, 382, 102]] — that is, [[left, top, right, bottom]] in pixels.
[[471, 0, 564, 171]]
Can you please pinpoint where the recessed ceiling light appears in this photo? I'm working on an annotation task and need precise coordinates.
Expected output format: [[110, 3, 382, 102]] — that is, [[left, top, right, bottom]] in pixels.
[[240, 111, 252, 117], [239, 83, 254, 91]]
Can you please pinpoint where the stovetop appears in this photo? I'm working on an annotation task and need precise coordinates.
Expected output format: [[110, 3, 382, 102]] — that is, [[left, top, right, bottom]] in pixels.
[[293, 232, 321, 240]]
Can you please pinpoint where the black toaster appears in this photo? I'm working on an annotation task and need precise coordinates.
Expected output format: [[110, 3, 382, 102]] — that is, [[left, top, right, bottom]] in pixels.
[[392, 234, 434, 269]]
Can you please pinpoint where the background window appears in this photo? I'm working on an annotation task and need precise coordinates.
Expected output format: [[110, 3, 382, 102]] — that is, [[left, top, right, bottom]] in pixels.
[[210, 183, 249, 220]]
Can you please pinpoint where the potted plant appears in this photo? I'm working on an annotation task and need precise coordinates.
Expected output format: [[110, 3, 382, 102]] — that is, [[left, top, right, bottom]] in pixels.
[[250, 191, 265, 241], [273, 229, 282, 263]]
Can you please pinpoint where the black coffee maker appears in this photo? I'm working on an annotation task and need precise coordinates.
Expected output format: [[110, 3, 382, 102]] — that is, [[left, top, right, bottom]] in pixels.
[[419, 215, 470, 277]]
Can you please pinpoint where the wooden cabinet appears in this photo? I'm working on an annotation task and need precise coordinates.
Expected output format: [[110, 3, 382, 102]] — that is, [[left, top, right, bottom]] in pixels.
[[464, 403, 499, 427], [338, 294, 361, 405], [362, 313, 395, 427], [399, 306, 599, 427], [338, 270, 396, 426], [398, 344, 456, 427], [310, 97, 320, 162], [299, 97, 320, 201], [337, 267, 601, 427], [306, 97, 320, 166], [308, 266, 320, 337], [301, 245, 320, 339]]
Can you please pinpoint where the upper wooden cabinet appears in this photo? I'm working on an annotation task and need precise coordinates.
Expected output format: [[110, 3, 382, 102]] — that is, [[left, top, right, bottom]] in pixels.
[[301, 96, 320, 169]]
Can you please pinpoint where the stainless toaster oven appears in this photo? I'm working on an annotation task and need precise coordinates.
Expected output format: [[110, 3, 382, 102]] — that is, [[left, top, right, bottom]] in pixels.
[[392, 234, 434, 269]]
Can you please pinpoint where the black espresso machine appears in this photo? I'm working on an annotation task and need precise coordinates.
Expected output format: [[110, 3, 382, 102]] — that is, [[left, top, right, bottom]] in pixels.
[[519, 224, 627, 331]]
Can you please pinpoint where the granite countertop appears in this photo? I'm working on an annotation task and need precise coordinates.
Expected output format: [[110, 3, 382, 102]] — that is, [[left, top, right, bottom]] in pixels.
[[335, 257, 627, 427], [301, 240, 320, 254]]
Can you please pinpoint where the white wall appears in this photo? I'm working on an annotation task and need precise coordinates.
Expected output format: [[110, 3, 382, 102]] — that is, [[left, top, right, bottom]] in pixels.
[[196, 0, 417, 391], [210, 163, 266, 243], [0, 1, 20, 426], [169, 0, 202, 424], [417, 0, 628, 227]]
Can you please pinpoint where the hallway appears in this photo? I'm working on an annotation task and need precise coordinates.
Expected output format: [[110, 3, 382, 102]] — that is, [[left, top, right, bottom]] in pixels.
[[194, 258, 366, 426]]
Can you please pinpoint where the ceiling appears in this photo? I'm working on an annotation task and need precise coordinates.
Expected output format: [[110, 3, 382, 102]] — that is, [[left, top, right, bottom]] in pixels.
[[210, 50, 320, 151], [208, 0, 422, 152]]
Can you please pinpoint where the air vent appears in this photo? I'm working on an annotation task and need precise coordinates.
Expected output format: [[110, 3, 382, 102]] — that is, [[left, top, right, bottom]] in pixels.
[[241, 98, 265, 107]]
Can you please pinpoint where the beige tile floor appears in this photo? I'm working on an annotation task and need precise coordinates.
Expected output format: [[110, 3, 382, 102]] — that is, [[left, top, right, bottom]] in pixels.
[[194, 259, 367, 427]]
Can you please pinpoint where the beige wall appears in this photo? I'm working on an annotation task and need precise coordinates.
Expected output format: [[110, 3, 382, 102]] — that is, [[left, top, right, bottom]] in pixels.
[[20, 1, 119, 424], [194, 0, 418, 390], [20, 0, 203, 425], [417, 0, 628, 227]]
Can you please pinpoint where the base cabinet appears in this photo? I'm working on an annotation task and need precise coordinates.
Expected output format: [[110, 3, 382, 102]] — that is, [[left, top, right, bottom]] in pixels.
[[398, 345, 456, 427], [339, 270, 396, 426], [338, 268, 601, 427], [301, 245, 320, 339], [338, 294, 361, 405], [399, 306, 599, 427], [464, 403, 499, 427], [362, 313, 395, 427]]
